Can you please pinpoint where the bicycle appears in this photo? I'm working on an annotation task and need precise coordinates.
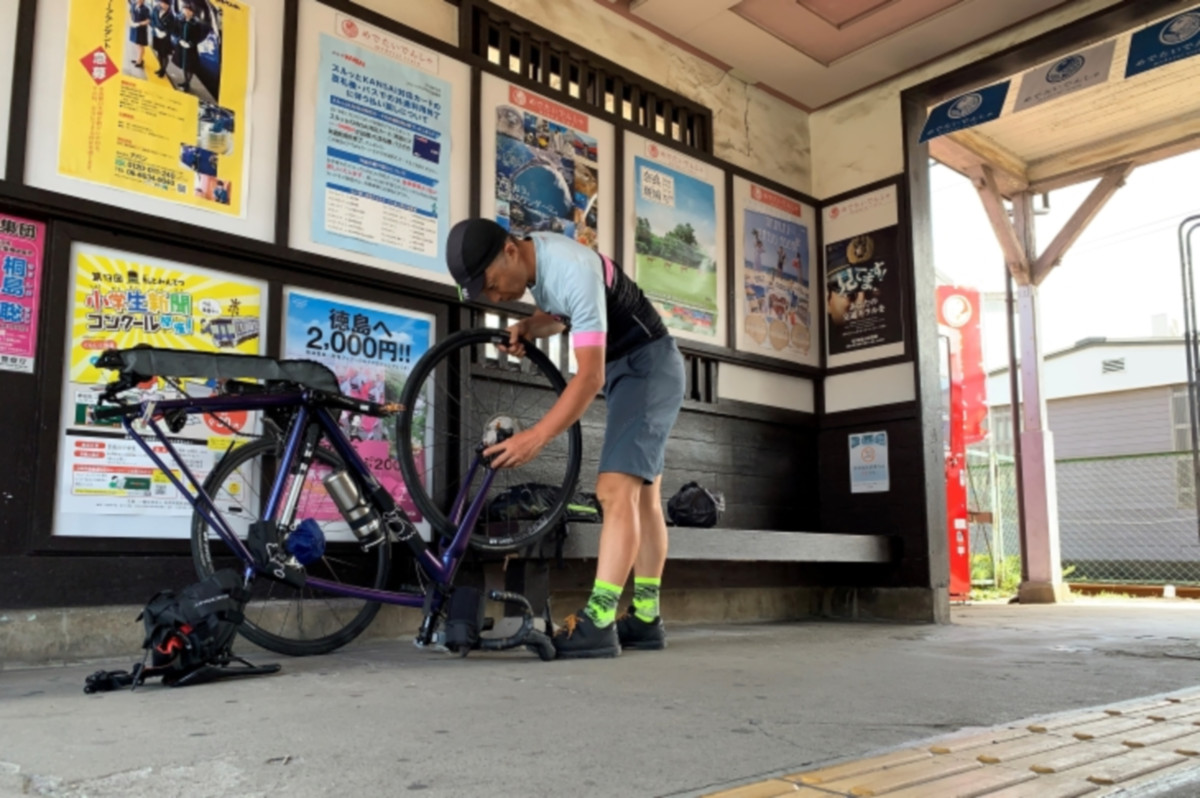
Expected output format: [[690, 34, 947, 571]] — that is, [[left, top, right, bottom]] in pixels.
[[92, 328, 584, 661]]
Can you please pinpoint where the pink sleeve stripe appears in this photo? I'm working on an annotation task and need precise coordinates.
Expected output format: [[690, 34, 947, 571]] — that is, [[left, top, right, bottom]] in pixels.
[[601, 255, 616, 288], [572, 331, 606, 349]]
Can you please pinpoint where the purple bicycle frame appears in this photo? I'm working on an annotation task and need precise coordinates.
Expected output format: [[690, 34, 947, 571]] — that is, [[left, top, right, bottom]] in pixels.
[[117, 389, 495, 609]]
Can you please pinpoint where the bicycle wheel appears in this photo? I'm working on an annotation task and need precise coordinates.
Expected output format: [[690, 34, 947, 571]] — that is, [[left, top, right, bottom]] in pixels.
[[192, 436, 391, 656], [396, 328, 583, 553]]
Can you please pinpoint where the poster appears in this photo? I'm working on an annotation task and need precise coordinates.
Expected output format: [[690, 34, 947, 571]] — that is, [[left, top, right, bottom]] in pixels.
[[55, 243, 266, 538], [479, 74, 615, 264], [311, 19, 451, 273], [283, 288, 434, 539], [849, 431, 889, 494], [918, 81, 1010, 143], [0, 215, 46, 374], [1014, 40, 1116, 113], [625, 134, 726, 346], [823, 184, 904, 368], [733, 177, 816, 365], [825, 225, 902, 356], [1126, 7, 1200, 78], [58, 0, 253, 215]]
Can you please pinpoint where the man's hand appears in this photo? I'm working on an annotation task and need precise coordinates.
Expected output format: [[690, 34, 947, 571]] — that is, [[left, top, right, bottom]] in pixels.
[[484, 427, 548, 469], [498, 319, 529, 357]]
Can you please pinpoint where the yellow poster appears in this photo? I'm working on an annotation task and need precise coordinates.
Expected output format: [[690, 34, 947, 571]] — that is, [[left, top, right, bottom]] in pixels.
[[55, 244, 266, 537], [59, 0, 252, 216]]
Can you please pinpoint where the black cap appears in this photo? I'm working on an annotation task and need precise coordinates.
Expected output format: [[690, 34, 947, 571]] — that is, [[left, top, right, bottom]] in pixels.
[[446, 219, 509, 302]]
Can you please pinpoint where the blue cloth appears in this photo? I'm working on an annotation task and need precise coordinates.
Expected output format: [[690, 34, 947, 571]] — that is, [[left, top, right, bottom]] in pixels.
[[527, 232, 607, 350], [599, 335, 685, 483]]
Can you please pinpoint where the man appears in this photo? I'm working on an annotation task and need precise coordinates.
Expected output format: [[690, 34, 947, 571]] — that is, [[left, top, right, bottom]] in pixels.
[[446, 219, 685, 659], [149, 0, 175, 79]]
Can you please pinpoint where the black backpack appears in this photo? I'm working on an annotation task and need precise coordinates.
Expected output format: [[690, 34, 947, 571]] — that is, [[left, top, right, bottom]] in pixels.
[[667, 482, 725, 528], [84, 570, 279, 692]]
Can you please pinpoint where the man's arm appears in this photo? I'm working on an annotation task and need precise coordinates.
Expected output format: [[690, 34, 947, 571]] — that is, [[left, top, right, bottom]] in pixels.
[[498, 311, 566, 357], [484, 346, 603, 469]]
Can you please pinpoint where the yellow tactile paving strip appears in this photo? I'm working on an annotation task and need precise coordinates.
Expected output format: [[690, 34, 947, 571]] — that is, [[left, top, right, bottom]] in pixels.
[[703, 686, 1200, 798]]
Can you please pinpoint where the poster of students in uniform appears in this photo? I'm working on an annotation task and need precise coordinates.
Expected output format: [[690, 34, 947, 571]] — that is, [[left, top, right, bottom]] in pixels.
[[54, 243, 266, 538], [623, 133, 726, 347], [732, 176, 816, 365], [823, 184, 905, 368], [479, 74, 615, 260], [59, 0, 251, 215], [282, 288, 435, 540]]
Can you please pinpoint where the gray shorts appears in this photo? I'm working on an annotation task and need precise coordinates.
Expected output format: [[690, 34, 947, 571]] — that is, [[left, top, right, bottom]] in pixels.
[[599, 335, 686, 483]]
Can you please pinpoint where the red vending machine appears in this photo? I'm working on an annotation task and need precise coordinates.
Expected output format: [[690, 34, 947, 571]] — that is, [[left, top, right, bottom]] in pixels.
[[937, 287, 986, 601]]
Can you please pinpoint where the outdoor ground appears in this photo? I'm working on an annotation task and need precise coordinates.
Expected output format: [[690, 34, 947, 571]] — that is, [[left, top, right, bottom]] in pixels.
[[635, 253, 718, 310], [1, 600, 1199, 797]]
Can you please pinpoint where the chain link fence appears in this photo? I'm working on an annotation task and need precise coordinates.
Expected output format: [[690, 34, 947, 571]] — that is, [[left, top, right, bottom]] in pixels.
[[967, 448, 1200, 588]]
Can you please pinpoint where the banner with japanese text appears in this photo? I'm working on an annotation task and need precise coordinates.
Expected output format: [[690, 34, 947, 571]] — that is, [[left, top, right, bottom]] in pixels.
[[283, 287, 434, 539], [59, 0, 252, 215], [0, 215, 46, 374], [311, 16, 451, 272], [54, 243, 266, 537]]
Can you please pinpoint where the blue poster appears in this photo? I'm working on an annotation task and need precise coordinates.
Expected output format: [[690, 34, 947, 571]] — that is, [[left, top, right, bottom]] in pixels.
[[1126, 8, 1200, 78], [742, 209, 811, 356], [283, 288, 435, 528], [919, 81, 1011, 143], [312, 34, 452, 273]]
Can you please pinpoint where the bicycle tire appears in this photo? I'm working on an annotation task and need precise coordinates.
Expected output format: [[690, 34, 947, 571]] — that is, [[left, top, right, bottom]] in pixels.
[[396, 328, 583, 554], [191, 437, 390, 657]]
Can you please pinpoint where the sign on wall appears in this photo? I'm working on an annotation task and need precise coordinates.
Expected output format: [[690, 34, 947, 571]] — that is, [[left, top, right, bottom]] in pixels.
[[918, 81, 1010, 143], [282, 287, 435, 540], [623, 132, 727, 347], [479, 73, 615, 257], [290, 1, 472, 284], [0, 215, 46, 374], [1014, 40, 1116, 113], [732, 176, 817, 366], [849, 431, 889, 494], [54, 243, 267, 538], [1126, 6, 1200, 78], [823, 184, 904, 369], [0, 0, 18, 181], [58, 0, 253, 216]]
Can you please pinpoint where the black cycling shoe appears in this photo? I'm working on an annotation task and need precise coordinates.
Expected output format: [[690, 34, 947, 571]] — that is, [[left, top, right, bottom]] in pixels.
[[617, 609, 667, 650], [552, 612, 620, 659]]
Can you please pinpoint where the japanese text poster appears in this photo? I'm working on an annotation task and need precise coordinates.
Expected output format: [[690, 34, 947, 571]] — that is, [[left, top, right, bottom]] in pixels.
[[312, 15, 451, 273], [627, 136, 725, 346], [733, 177, 815, 364], [0, 215, 46, 374], [55, 243, 266, 537], [283, 288, 434, 539], [850, 431, 890, 494], [59, 0, 252, 215]]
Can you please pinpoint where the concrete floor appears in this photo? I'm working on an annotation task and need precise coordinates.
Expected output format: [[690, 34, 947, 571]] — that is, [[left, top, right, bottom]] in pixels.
[[1, 600, 1198, 798]]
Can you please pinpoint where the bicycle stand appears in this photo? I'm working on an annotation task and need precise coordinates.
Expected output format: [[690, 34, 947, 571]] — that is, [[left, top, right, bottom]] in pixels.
[[417, 587, 556, 661]]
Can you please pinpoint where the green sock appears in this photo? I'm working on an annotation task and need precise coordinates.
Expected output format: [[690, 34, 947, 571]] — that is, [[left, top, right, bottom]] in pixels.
[[633, 577, 661, 622], [583, 580, 622, 628]]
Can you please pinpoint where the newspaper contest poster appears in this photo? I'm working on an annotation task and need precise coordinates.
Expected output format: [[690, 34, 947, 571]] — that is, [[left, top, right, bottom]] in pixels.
[[734, 177, 814, 364], [59, 0, 252, 215], [311, 18, 451, 272], [0, 215, 47, 374], [627, 136, 726, 345], [54, 244, 266, 538], [283, 288, 434, 539]]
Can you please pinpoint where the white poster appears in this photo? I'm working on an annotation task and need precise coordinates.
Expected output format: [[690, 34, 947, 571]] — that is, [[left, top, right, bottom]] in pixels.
[[289, 0, 471, 283], [849, 431, 889, 494], [0, 0, 18, 181], [822, 184, 903, 369], [732, 176, 817, 365], [623, 132, 727, 347]]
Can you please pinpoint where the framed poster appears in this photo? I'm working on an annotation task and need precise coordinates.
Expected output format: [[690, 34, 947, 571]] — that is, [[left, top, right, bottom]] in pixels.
[[0, 0, 17, 181], [478, 73, 615, 258], [282, 287, 435, 540], [732, 176, 817, 365], [26, 0, 283, 240], [623, 132, 727, 347], [822, 183, 905, 369], [53, 242, 267, 538], [289, 1, 471, 284], [0, 215, 47, 373]]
